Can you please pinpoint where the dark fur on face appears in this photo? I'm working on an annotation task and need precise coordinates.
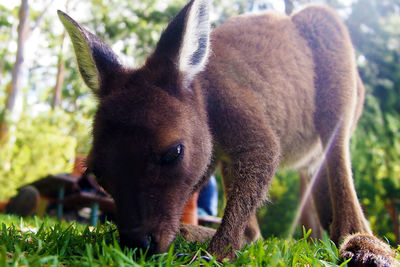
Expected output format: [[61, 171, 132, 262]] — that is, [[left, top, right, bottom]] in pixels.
[[87, 66, 212, 252]]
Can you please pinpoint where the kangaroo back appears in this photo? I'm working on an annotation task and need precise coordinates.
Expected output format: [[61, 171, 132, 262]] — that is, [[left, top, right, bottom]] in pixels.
[[202, 11, 318, 168]]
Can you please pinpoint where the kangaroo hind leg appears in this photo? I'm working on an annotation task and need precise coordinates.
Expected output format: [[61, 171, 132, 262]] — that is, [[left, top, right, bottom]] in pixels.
[[293, 6, 398, 266]]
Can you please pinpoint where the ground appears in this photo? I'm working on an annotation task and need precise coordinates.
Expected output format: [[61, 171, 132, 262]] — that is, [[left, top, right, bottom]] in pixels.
[[0, 214, 398, 266]]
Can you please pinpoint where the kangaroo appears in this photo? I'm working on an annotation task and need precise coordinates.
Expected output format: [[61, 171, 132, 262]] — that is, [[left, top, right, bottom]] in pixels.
[[58, 0, 398, 265]]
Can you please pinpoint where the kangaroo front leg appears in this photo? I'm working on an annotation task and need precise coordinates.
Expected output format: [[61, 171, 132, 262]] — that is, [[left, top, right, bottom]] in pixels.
[[209, 131, 280, 259], [220, 161, 262, 243]]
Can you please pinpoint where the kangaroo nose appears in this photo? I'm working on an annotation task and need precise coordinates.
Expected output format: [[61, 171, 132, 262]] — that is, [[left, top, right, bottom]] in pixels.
[[120, 232, 158, 255], [146, 235, 158, 255]]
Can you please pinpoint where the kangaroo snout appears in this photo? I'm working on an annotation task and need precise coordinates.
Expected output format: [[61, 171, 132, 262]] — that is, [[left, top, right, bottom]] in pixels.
[[118, 219, 179, 256], [119, 229, 158, 255]]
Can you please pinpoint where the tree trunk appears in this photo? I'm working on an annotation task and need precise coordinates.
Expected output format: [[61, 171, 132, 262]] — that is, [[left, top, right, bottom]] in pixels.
[[284, 0, 294, 15], [0, 0, 29, 143], [51, 33, 66, 109], [52, 61, 65, 109], [0, 0, 53, 143]]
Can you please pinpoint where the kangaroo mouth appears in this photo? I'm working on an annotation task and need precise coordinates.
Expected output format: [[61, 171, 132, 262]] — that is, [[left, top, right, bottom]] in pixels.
[[117, 218, 181, 255]]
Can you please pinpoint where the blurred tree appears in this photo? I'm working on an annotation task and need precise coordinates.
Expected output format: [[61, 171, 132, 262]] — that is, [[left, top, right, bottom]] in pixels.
[[0, 111, 76, 199], [51, 31, 65, 109], [257, 170, 301, 238], [0, 0, 30, 144], [346, 0, 400, 244], [0, 5, 14, 82], [0, 0, 52, 144]]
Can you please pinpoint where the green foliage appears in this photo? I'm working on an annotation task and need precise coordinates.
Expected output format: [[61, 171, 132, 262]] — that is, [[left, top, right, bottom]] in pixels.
[[257, 170, 301, 239], [0, 4, 15, 91], [83, 0, 186, 66], [233, 229, 346, 266], [0, 215, 371, 266], [346, 0, 400, 244], [214, 168, 301, 240], [0, 111, 77, 200]]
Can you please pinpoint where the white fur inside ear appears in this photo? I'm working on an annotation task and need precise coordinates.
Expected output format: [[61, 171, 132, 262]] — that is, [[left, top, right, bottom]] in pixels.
[[179, 0, 211, 87]]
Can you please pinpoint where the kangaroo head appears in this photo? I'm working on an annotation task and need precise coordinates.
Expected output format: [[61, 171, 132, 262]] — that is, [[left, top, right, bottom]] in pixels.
[[58, 0, 212, 254]]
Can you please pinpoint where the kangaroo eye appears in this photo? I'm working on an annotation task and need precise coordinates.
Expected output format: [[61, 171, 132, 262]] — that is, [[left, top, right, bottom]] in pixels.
[[161, 144, 184, 165]]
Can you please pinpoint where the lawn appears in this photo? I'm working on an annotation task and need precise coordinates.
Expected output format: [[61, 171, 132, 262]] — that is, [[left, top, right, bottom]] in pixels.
[[0, 214, 390, 266]]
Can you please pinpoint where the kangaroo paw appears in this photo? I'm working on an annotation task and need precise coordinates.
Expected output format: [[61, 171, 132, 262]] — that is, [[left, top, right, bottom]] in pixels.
[[339, 233, 399, 267], [208, 234, 237, 261], [179, 223, 216, 243]]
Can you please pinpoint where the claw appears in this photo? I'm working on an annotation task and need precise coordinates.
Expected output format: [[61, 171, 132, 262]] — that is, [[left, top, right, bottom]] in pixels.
[[340, 233, 399, 267]]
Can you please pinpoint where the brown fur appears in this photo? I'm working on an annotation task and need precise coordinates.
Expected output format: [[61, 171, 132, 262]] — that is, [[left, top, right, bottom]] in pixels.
[[340, 234, 398, 267], [179, 223, 216, 243], [59, 1, 398, 265]]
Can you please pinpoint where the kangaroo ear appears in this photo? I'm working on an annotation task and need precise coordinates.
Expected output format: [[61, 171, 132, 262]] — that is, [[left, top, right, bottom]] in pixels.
[[57, 10, 123, 96], [152, 0, 211, 88], [179, 0, 211, 83]]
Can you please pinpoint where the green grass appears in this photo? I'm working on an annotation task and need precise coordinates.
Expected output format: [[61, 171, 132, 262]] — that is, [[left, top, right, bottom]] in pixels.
[[0, 214, 382, 266]]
